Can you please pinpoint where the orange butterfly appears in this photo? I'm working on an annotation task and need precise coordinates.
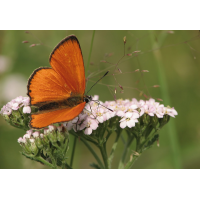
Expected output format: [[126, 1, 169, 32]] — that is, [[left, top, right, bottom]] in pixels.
[[27, 35, 91, 129]]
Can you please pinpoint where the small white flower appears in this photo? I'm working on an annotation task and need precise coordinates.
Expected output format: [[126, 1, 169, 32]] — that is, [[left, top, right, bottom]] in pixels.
[[80, 117, 99, 135], [22, 97, 30, 106], [11, 102, 19, 110], [32, 131, 40, 138], [30, 138, 35, 143], [17, 137, 26, 143], [26, 130, 33, 135], [155, 104, 164, 118], [119, 112, 139, 129], [163, 107, 178, 117], [14, 96, 23, 103], [23, 106, 31, 114], [43, 128, 48, 135], [95, 108, 107, 123], [57, 126, 63, 132], [23, 133, 31, 139], [63, 122, 73, 131], [1, 105, 12, 115], [48, 125, 56, 131]]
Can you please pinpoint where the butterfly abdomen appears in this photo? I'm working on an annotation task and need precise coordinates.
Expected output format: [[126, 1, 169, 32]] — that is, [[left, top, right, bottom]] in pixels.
[[38, 95, 84, 112]]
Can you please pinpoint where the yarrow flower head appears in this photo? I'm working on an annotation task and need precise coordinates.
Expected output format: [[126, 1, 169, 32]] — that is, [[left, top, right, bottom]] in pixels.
[[1, 95, 178, 135], [18, 125, 69, 162], [119, 112, 139, 129], [61, 96, 178, 135], [0, 96, 31, 115], [79, 117, 99, 135], [1, 94, 178, 169], [0, 96, 31, 129]]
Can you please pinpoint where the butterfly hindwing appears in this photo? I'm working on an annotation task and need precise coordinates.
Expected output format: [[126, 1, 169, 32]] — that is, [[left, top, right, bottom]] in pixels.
[[30, 102, 86, 129]]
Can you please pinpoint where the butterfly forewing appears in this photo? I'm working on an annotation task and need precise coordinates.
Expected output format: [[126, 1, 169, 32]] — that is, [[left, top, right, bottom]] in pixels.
[[49, 35, 85, 95], [28, 68, 72, 105]]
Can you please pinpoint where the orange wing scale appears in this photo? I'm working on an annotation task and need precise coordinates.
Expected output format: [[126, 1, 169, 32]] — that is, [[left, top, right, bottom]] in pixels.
[[50, 35, 85, 95], [28, 68, 72, 105]]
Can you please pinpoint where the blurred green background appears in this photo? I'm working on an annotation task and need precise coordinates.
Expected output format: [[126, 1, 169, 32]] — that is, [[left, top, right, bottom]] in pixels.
[[0, 30, 199, 169]]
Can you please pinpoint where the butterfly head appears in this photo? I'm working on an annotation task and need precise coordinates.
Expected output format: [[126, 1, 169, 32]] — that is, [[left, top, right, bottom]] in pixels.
[[84, 95, 92, 103]]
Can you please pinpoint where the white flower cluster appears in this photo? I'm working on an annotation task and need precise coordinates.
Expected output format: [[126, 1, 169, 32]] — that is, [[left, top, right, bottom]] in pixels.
[[18, 129, 37, 144], [1, 95, 178, 137], [62, 96, 178, 135], [0, 96, 31, 115], [17, 125, 63, 144]]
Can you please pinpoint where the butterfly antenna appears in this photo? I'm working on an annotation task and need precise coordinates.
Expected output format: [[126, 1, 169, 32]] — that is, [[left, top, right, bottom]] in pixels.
[[86, 71, 109, 95]]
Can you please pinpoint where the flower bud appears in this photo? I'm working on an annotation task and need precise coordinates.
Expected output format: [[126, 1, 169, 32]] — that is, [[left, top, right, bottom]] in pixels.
[[151, 115, 159, 128], [57, 126, 66, 143], [2, 114, 10, 121], [0, 96, 31, 130], [22, 138, 33, 155], [29, 138, 39, 156], [33, 131, 43, 149], [42, 131, 50, 147], [142, 114, 150, 125], [47, 125, 57, 144], [159, 114, 170, 127], [134, 120, 141, 131], [23, 143, 32, 154]]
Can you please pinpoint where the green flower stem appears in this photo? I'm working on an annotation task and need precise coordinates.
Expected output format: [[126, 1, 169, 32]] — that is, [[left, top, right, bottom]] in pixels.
[[83, 134, 99, 146], [140, 127, 159, 151], [81, 137, 104, 169], [118, 133, 135, 169], [108, 131, 121, 169], [63, 136, 70, 154], [35, 156, 55, 168], [46, 148, 57, 169], [69, 130, 104, 168], [125, 127, 160, 169], [149, 30, 182, 168], [61, 138, 70, 169], [120, 134, 126, 145], [70, 136, 77, 167], [22, 152, 54, 168], [70, 130, 99, 146], [106, 130, 112, 141], [99, 121, 108, 139], [99, 143, 108, 169], [51, 142, 62, 151], [124, 153, 140, 169], [62, 162, 72, 169], [86, 30, 95, 76], [135, 136, 142, 152]]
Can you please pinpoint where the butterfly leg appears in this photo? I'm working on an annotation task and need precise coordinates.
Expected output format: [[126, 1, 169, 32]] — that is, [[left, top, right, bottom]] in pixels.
[[83, 107, 100, 123]]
